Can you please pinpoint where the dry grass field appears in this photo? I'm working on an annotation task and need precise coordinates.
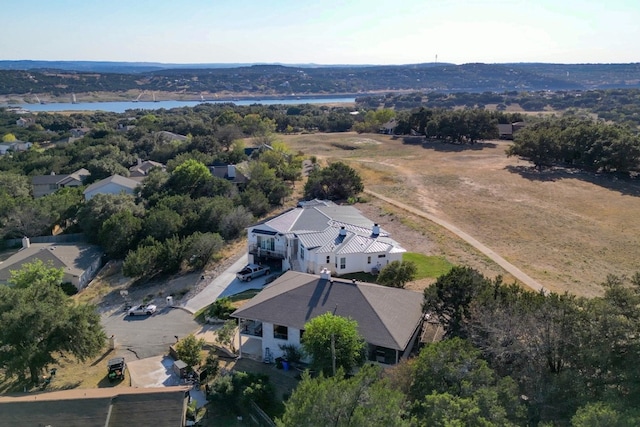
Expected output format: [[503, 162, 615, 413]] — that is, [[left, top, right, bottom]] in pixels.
[[283, 132, 640, 297]]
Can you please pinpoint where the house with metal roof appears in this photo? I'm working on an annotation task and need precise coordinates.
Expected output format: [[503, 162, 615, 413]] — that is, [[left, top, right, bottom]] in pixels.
[[232, 269, 424, 365], [0, 238, 103, 290], [246, 200, 406, 276]]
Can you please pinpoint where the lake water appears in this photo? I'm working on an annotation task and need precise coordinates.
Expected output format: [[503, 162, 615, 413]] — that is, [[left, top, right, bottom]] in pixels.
[[6, 97, 356, 113]]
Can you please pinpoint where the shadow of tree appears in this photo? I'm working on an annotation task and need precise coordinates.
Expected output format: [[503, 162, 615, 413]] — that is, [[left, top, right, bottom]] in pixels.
[[90, 348, 115, 367], [505, 165, 640, 197], [401, 136, 497, 151]]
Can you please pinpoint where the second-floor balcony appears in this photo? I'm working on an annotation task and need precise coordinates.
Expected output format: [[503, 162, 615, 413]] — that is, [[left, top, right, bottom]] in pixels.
[[249, 244, 285, 260]]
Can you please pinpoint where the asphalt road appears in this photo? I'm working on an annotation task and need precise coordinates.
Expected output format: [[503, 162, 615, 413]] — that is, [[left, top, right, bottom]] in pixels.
[[101, 306, 200, 360]]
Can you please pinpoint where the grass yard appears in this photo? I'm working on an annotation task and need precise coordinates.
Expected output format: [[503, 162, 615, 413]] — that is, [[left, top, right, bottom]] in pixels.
[[0, 346, 130, 394], [403, 252, 453, 279]]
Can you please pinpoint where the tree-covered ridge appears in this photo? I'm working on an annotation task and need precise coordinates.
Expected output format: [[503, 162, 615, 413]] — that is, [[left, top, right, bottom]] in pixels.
[[359, 88, 640, 129], [2, 63, 640, 97]]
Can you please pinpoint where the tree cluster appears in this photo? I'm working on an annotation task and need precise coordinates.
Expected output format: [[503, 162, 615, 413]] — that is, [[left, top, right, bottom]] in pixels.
[[507, 116, 640, 173], [400, 108, 510, 143], [303, 162, 364, 202], [423, 266, 640, 425], [0, 261, 105, 384]]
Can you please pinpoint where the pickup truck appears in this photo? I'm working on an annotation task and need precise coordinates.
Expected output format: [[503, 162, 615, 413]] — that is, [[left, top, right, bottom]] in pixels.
[[236, 264, 271, 281]]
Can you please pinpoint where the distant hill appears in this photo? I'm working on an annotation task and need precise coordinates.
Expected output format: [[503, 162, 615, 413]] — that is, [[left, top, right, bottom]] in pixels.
[[0, 61, 638, 97]]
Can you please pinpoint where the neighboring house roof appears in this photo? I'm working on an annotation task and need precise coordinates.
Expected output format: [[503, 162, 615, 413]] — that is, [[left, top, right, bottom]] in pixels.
[[155, 131, 188, 142], [58, 168, 90, 185], [129, 160, 165, 177], [32, 168, 90, 186], [83, 174, 140, 196], [232, 271, 424, 351], [497, 123, 513, 134], [0, 386, 189, 427], [209, 164, 248, 184], [0, 242, 103, 284]]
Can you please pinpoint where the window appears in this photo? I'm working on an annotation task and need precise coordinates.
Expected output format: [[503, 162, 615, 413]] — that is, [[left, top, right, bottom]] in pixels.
[[378, 254, 386, 258], [326, 255, 330, 264], [367, 256, 371, 264], [340, 257, 346, 269], [257, 236, 275, 251], [301, 248, 305, 260], [274, 325, 288, 340]]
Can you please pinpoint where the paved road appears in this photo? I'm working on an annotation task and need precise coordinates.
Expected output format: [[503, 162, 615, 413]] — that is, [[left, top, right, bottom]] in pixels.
[[365, 189, 547, 293], [101, 307, 200, 360]]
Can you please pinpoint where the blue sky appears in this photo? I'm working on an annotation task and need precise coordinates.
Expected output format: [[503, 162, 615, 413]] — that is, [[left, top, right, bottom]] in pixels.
[[2, 0, 638, 65]]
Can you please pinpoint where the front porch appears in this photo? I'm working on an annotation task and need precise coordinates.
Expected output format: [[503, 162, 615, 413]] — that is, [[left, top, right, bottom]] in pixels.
[[239, 319, 263, 337]]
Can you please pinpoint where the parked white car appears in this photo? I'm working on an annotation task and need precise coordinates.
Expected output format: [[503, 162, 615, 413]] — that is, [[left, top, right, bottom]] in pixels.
[[127, 303, 157, 316]]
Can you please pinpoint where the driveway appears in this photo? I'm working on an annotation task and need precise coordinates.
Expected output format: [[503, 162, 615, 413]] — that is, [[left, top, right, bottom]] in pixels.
[[101, 306, 200, 360], [181, 253, 276, 314]]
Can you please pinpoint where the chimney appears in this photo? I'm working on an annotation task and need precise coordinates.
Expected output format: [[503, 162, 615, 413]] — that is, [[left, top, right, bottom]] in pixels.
[[320, 268, 331, 280], [339, 226, 347, 237], [22, 236, 30, 249], [372, 223, 380, 236], [137, 158, 142, 166], [227, 164, 236, 179]]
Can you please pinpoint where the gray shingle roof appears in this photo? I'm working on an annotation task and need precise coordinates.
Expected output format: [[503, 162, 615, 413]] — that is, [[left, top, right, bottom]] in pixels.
[[232, 271, 423, 351], [83, 174, 139, 195], [0, 243, 102, 283], [0, 386, 189, 427]]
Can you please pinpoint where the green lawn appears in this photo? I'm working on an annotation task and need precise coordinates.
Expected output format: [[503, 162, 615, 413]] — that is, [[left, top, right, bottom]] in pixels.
[[403, 252, 452, 279]]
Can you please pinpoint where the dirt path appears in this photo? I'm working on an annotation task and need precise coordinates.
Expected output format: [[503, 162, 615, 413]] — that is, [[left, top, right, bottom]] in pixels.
[[364, 189, 547, 293]]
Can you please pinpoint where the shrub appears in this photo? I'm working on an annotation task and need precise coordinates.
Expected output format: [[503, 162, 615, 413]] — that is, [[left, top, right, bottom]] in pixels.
[[207, 297, 235, 320]]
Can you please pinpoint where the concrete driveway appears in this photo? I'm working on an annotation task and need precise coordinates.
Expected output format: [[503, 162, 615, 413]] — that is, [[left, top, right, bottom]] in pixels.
[[101, 306, 200, 360], [181, 254, 277, 314], [126, 355, 206, 407]]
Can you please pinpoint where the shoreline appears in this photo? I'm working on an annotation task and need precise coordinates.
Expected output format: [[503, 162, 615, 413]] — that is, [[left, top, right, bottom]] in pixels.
[[0, 90, 378, 106]]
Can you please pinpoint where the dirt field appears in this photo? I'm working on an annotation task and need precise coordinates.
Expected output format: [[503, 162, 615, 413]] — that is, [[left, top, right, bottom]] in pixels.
[[283, 132, 640, 297]]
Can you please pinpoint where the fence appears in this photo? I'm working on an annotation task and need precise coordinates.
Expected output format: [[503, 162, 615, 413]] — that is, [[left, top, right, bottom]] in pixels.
[[248, 400, 276, 427]]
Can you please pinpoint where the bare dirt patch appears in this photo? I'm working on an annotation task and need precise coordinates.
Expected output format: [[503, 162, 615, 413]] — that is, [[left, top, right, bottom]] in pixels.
[[283, 132, 640, 297]]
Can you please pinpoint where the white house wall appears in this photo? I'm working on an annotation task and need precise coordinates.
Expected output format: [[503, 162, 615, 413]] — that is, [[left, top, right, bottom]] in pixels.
[[307, 251, 401, 276], [260, 322, 304, 361]]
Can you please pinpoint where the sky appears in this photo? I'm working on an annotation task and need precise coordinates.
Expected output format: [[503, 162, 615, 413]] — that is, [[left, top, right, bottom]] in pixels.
[[2, 0, 638, 65]]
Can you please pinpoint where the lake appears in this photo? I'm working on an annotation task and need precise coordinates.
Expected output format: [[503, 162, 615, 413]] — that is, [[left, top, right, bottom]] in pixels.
[[6, 97, 356, 113]]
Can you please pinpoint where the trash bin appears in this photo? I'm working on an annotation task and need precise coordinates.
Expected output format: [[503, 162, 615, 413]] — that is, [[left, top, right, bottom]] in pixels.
[[282, 361, 289, 371]]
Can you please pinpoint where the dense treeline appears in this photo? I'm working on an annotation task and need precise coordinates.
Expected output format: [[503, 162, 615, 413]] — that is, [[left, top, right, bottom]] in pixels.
[[419, 266, 640, 425], [507, 117, 640, 173], [399, 108, 523, 143], [360, 88, 640, 128]]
